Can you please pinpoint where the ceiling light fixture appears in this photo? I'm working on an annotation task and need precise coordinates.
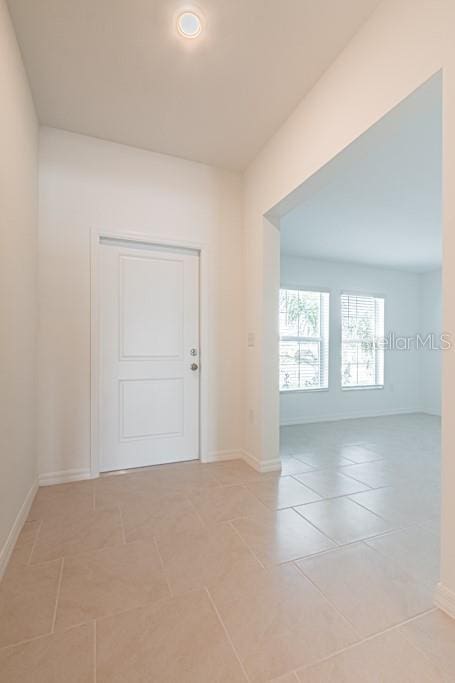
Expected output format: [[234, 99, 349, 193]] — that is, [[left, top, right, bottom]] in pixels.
[[177, 11, 202, 39]]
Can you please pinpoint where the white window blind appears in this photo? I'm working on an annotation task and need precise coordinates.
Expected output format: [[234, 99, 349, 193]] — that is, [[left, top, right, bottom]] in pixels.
[[341, 293, 384, 388], [279, 289, 329, 391]]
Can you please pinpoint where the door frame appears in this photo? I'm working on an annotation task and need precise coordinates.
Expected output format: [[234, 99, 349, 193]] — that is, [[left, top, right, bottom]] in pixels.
[[90, 228, 209, 478]]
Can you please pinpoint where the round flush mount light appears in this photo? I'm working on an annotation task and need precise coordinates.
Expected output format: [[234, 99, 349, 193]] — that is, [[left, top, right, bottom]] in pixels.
[[177, 11, 202, 38]]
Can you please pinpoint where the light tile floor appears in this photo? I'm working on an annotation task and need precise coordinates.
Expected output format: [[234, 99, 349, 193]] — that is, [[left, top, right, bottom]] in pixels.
[[0, 413, 453, 681]]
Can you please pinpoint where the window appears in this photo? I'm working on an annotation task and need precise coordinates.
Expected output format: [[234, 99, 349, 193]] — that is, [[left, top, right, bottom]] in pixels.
[[341, 293, 384, 389], [279, 288, 329, 391]]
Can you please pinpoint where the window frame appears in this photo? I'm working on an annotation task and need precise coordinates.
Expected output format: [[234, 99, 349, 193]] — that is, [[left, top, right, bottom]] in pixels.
[[279, 285, 330, 394], [340, 290, 385, 391]]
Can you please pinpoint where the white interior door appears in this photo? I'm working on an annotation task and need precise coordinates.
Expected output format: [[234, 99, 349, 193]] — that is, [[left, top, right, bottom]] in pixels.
[[99, 239, 200, 472]]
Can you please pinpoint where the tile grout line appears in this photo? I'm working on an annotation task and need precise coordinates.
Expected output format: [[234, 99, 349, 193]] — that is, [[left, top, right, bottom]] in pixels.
[[83, 592, 177, 633], [357, 537, 438, 592], [118, 504, 127, 545], [290, 457, 342, 470], [289, 506, 340, 547], [287, 474, 345, 497], [279, 547, 341, 566], [0, 621, 102, 654], [223, 502, 425, 569], [334, 467, 385, 488], [288, 479, 388, 502], [51, 557, 65, 633], [244, 476, 333, 514], [346, 457, 386, 466], [152, 535, 173, 598], [282, 460, 318, 474], [345, 493, 397, 524], [289, 509, 437, 559], [292, 560, 363, 641], [27, 519, 43, 565], [361, 518, 428, 542], [346, 486, 441, 527], [186, 495, 210, 529], [289, 456, 386, 475], [286, 459, 312, 467], [291, 452, 373, 468], [296, 607, 438, 674], [229, 482, 266, 509], [284, 476, 326, 500], [396, 610, 455, 678], [204, 587, 251, 682], [227, 520, 266, 569]]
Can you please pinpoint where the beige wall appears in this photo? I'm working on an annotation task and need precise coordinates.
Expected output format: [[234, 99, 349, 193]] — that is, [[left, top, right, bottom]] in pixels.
[[38, 127, 244, 479], [0, 0, 38, 571], [244, 0, 455, 604]]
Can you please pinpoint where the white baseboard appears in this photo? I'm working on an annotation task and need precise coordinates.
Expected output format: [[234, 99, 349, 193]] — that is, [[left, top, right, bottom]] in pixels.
[[38, 468, 93, 486], [0, 478, 39, 579], [280, 408, 422, 427], [38, 452, 281, 485], [241, 450, 281, 473], [202, 449, 282, 473], [204, 450, 244, 464], [434, 582, 455, 619]]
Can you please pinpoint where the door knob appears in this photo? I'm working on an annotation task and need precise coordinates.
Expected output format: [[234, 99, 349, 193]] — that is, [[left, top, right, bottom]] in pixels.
[[191, 363, 199, 371]]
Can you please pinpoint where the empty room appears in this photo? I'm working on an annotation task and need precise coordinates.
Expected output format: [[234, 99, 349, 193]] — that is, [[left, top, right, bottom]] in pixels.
[[277, 74, 442, 557], [2, 1, 455, 681]]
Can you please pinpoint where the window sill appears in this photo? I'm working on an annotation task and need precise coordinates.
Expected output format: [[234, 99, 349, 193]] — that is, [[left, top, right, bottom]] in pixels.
[[280, 388, 329, 395], [341, 385, 384, 391]]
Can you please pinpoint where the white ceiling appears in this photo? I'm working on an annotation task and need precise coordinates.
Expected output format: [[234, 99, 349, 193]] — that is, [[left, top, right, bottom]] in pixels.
[[280, 73, 442, 273], [7, 0, 380, 170]]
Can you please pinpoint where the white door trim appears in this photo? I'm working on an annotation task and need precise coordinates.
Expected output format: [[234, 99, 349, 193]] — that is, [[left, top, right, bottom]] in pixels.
[[90, 228, 210, 478]]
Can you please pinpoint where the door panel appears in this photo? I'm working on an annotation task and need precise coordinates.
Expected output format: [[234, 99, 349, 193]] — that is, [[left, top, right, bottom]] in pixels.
[[99, 241, 199, 472], [120, 255, 184, 359], [120, 378, 183, 440]]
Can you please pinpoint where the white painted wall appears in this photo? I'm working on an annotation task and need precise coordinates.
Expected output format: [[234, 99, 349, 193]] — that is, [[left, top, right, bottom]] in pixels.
[[38, 127, 244, 480], [243, 0, 455, 603], [280, 256, 422, 425], [420, 269, 442, 416], [0, 0, 38, 571]]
